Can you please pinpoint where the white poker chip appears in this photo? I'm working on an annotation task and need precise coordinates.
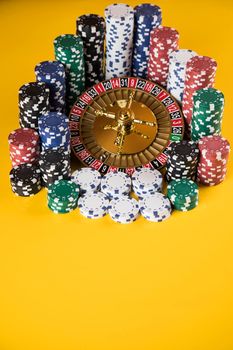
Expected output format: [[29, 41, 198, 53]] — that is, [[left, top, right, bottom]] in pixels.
[[109, 197, 139, 224], [139, 193, 172, 222], [101, 172, 131, 197], [78, 192, 109, 219], [71, 167, 101, 192], [132, 168, 163, 192]]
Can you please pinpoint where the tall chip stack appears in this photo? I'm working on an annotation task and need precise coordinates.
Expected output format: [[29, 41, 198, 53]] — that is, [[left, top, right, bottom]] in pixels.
[[76, 14, 105, 88], [182, 56, 217, 131], [105, 3, 134, 79], [147, 26, 179, 87], [191, 88, 224, 141], [19, 82, 50, 130], [132, 4, 162, 78], [167, 49, 197, 103], [54, 34, 85, 113], [35, 61, 66, 113]]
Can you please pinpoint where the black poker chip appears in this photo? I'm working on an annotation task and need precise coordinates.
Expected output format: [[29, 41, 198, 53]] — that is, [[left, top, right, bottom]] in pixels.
[[9, 163, 42, 196]]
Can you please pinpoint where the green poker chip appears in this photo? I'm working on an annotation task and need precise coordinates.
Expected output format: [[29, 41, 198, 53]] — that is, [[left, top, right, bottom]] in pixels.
[[48, 180, 79, 214]]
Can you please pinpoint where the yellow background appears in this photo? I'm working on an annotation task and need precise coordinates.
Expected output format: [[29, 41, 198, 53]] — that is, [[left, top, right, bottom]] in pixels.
[[1, 0, 233, 349]]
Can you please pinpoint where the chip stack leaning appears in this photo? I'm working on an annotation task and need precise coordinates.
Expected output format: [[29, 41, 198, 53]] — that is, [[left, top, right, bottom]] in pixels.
[[101, 172, 131, 199], [54, 34, 85, 112], [132, 4, 162, 78], [191, 88, 224, 141], [35, 60, 66, 113], [147, 26, 179, 87], [38, 112, 70, 152], [48, 180, 79, 214], [132, 168, 163, 198], [197, 135, 230, 186], [8, 128, 40, 167], [182, 56, 217, 130], [166, 140, 199, 182], [167, 49, 197, 103], [105, 3, 134, 79], [19, 82, 50, 130], [139, 193, 172, 222], [167, 179, 199, 211], [10, 163, 42, 197], [71, 168, 102, 194], [76, 14, 105, 87]]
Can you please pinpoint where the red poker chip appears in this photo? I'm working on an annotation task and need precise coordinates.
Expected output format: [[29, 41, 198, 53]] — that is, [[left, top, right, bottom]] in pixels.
[[198, 135, 230, 154], [8, 128, 39, 148]]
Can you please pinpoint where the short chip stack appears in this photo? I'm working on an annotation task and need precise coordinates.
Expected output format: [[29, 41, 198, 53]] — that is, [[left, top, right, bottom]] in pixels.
[[132, 168, 163, 198], [71, 168, 101, 194], [76, 14, 105, 87], [8, 128, 40, 167], [139, 193, 172, 222], [167, 179, 199, 211], [109, 197, 139, 224], [48, 180, 79, 213], [147, 26, 179, 87], [105, 3, 134, 79], [166, 141, 199, 182], [19, 82, 50, 130], [38, 112, 70, 152], [132, 4, 162, 78], [191, 88, 224, 141], [101, 172, 131, 199], [39, 148, 71, 187], [182, 56, 217, 130], [54, 34, 85, 112], [78, 192, 109, 219], [10, 163, 42, 197], [197, 135, 230, 186], [35, 60, 66, 113], [167, 49, 197, 103]]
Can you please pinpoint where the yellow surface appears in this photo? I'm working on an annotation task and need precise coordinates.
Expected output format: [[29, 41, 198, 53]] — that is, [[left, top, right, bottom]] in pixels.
[[1, 0, 233, 349]]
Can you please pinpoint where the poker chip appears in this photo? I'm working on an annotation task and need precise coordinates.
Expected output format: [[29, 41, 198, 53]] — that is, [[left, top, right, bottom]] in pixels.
[[167, 179, 199, 211], [132, 168, 163, 197], [167, 49, 197, 103], [48, 180, 79, 213], [71, 168, 101, 193], [182, 56, 217, 130], [76, 14, 105, 88], [105, 3, 134, 79], [38, 112, 70, 152], [166, 141, 199, 182], [39, 148, 71, 187], [147, 26, 179, 87], [197, 135, 230, 186], [78, 192, 109, 219], [9, 163, 42, 197], [132, 4, 162, 78], [139, 193, 172, 222], [54, 34, 85, 113], [18, 82, 50, 130], [191, 88, 224, 141], [109, 197, 139, 224], [101, 172, 131, 198], [35, 60, 66, 113], [8, 128, 40, 167]]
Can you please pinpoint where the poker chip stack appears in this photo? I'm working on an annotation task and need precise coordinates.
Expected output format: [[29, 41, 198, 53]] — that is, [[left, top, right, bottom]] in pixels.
[[139, 193, 172, 222], [197, 135, 230, 186], [8, 128, 40, 167], [48, 180, 79, 214], [167, 49, 197, 103], [132, 168, 163, 198], [167, 179, 199, 211], [9, 163, 42, 197], [54, 34, 85, 112], [35, 60, 66, 113], [76, 14, 105, 87], [39, 148, 71, 188], [38, 112, 70, 152], [101, 171, 131, 199], [191, 88, 224, 141], [19, 82, 50, 130], [109, 197, 139, 224], [166, 140, 199, 182], [78, 192, 109, 219], [71, 168, 102, 194], [147, 26, 179, 87], [182, 56, 217, 130], [132, 4, 162, 78], [105, 4, 134, 79]]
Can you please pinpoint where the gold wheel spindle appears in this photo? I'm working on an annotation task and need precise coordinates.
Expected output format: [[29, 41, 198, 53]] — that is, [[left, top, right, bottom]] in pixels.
[[133, 119, 156, 127], [95, 109, 116, 119], [126, 90, 135, 110], [133, 129, 149, 139]]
